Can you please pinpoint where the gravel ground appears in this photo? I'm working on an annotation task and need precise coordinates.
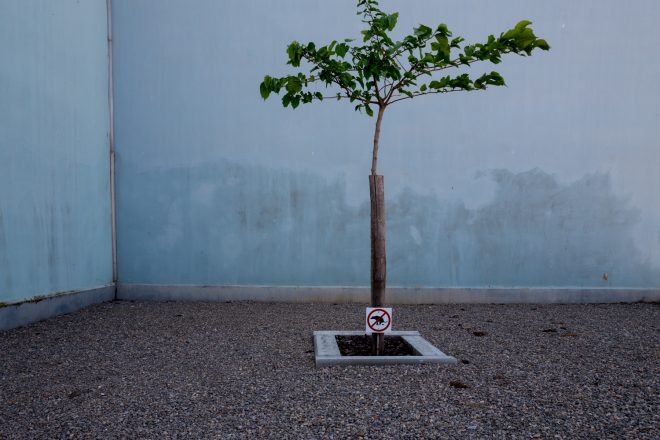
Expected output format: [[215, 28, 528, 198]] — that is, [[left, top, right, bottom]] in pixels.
[[1, 301, 658, 439]]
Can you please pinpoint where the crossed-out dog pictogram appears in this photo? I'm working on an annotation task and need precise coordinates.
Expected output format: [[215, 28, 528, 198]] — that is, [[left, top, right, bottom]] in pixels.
[[367, 308, 391, 333]]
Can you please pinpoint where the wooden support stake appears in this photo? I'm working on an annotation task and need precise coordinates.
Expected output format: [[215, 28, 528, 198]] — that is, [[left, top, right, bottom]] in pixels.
[[369, 175, 386, 355]]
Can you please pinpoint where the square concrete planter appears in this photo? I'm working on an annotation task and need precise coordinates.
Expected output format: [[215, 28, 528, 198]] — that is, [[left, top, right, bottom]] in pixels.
[[313, 330, 457, 367]]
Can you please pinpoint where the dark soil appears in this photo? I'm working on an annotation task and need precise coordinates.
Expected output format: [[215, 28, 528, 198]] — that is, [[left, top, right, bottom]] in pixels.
[[335, 335, 417, 356]]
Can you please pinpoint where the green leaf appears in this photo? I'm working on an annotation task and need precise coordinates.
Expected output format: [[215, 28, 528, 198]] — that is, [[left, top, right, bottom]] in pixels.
[[421, 53, 434, 63], [285, 77, 303, 93], [436, 23, 450, 37], [488, 71, 505, 86], [431, 35, 450, 60], [336, 43, 349, 58], [364, 104, 374, 117], [420, 84, 427, 92], [536, 39, 550, 50], [515, 20, 533, 30], [517, 28, 536, 48], [259, 81, 270, 100], [501, 28, 518, 40], [361, 29, 372, 42], [286, 41, 302, 67], [376, 15, 389, 31], [450, 36, 464, 48], [414, 24, 432, 39], [387, 13, 399, 31]]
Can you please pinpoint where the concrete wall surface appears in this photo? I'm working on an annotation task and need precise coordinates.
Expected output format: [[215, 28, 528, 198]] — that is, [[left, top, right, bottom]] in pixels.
[[111, 0, 658, 289], [0, 0, 113, 304]]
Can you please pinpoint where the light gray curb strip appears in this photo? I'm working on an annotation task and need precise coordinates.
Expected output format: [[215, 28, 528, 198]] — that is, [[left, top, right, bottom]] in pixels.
[[0, 285, 115, 332], [313, 330, 458, 368], [118, 284, 660, 304]]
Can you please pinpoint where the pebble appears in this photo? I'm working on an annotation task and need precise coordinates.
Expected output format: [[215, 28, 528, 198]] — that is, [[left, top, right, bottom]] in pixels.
[[0, 301, 658, 439]]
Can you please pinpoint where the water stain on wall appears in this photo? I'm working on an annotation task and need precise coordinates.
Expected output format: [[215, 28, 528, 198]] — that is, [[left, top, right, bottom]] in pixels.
[[464, 169, 650, 286], [0, 211, 12, 293], [118, 160, 659, 288], [47, 201, 59, 287]]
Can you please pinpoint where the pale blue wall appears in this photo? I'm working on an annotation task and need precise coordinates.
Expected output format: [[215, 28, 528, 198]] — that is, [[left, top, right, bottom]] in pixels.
[[113, 0, 660, 288], [0, 0, 112, 303]]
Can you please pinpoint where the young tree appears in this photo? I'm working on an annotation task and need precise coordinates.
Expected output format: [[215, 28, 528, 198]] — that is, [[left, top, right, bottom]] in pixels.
[[261, 0, 549, 354]]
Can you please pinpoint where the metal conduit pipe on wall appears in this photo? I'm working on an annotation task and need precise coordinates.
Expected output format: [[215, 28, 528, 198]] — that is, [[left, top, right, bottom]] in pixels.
[[106, 0, 117, 294]]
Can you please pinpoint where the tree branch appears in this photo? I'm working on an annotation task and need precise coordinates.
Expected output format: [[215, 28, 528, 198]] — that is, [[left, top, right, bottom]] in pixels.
[[409, 47, 516, 81], [303, 53, 365, 103], [371, 105, 385, 175], [388, 87, 473, 104]]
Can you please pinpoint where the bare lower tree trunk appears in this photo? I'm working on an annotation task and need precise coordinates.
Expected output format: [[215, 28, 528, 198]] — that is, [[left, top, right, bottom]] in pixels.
[[369, 175, 386, 355], [370, 105, 386, 355]]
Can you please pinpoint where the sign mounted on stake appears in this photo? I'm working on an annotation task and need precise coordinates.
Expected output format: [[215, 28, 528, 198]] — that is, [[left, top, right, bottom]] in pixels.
[[366, 307, 392, 334]]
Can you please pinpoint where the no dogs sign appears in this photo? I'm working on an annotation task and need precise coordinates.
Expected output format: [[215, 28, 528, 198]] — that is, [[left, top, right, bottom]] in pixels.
[[365, 307, 392, 334]]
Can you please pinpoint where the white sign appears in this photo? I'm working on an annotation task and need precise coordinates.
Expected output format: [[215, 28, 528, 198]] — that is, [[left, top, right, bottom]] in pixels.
[[365, 307, 392, 334]]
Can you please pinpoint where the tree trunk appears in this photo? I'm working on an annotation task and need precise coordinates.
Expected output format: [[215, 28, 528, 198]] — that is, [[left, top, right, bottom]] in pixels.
[[370, 105, 386, 356], [369, 174, 386, 355]]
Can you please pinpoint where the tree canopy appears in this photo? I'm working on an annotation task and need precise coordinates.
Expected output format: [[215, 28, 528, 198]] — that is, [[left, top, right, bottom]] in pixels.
[[260, 0, 550, 116]]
